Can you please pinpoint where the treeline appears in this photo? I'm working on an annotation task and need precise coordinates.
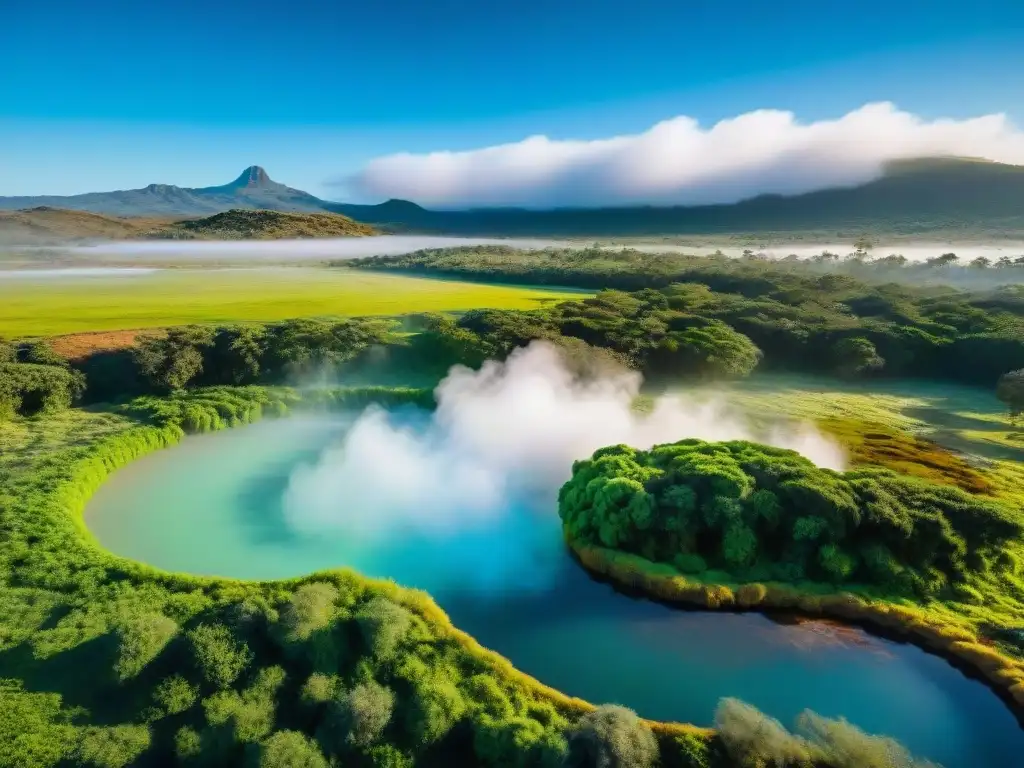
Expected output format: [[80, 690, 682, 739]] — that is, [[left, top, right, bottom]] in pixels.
[[346, 244, 1024, 291], [403, 282, 1023, 389], [559, 439, 1022, 598], [347, 247, 1024, 388], [0, 318, 396, 418]]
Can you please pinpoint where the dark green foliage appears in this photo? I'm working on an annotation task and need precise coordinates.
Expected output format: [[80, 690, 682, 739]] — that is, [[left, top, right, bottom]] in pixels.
[[246, 730, 329, 768], [559, 440, 1022, 596], [74, 725, 151, 768], [152, 675, 199, 716], [0, 362, 85, 419], [113, 612, 179, 682], [260, 317, 394, 379], [564, 705, 659, 768], [133, 326, 216, 392], [832, 337, 884, 378], [0, 338, 15, 364], [0, 684, 77, 768], [350, 246, 1024, 386], [188, 623, 254, 689], [20, 341, 69, 368], [323, 680, 395, 750], [355, 597, 413, 661], [997, 369, 1024, 420]]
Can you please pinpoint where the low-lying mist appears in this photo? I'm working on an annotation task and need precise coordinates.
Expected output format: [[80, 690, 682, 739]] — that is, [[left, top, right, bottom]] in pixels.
[[281, 342, 844, 594], [48, 235, 561, 260]]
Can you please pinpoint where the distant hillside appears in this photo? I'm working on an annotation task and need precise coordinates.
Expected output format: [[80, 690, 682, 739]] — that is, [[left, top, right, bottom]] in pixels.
[[0, 207, 174, 244], [3, 158, 1023, 237], [328, 158, 1024, 237], [0, 166, 326, 217], [148, 209, 377, 239]]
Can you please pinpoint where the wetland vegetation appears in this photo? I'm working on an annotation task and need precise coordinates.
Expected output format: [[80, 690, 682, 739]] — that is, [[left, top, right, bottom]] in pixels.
[[1, 244, 1023, 767]]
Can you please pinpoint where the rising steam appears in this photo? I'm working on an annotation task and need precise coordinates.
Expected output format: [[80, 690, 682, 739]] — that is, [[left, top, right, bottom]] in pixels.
[[282, 343, 843, 593]]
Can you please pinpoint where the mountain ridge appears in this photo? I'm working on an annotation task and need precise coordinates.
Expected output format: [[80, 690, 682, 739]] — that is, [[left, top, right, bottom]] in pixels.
[[2, 158, 1023, 237]]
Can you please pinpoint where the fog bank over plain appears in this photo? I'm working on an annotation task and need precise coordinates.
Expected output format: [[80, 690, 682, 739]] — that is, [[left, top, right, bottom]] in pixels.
[[6, 234, 1023, 269]]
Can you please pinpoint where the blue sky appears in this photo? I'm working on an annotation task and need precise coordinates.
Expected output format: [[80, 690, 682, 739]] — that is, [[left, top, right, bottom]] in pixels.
[[1, 0, 1022, 200]]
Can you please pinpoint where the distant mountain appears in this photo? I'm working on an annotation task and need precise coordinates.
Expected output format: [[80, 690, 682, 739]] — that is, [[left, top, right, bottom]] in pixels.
[[328, 158, 1024, 237], [0, 166, 327, 217], [3, 158, 1023, 237]]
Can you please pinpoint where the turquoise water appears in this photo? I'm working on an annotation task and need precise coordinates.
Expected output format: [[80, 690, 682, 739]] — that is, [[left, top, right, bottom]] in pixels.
[[85, 414, 1024, 767]]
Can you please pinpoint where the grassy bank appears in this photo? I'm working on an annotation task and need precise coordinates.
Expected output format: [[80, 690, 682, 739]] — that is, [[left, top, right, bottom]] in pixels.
[[0, 268, 585, 337], [1, 386, 720, 768]]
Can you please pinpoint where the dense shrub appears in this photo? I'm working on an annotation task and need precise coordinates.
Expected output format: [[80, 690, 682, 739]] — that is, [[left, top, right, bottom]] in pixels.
[[997, 369, 1024, 420], [188, 623, 254, 689], [246, 730, 329, 768], [564, 705, 659, 768], [559, 439, 1022, 595], [0, 362, 85, 418], [152, 675, 199, 716], [323, 680, 396, 750], [113, 612, 179, 681], [355, 597, 414, 661], [75, 725, 151, 768]]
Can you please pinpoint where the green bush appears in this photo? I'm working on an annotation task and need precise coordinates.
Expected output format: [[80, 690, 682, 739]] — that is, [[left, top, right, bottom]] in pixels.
[[0, 362, 85, 419], [324, 680, 395, 751], [355, 597, 413, 661], [75, 725, 151, 768], [559, 439, 1022, 596], [246, 730, 329, 768], [564, 705, 659, 768], [188, 623, 254, 689], [152, 675, 199, 715], [113, 613, 179, 682]]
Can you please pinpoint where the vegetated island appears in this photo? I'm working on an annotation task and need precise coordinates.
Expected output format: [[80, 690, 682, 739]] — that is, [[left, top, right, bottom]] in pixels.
[[558, 438, 1024, 718], [0, 323, 958, 768]]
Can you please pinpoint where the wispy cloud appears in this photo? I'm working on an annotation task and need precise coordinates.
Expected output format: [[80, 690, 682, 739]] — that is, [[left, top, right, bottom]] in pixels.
[[346, 102, 1024, 208]]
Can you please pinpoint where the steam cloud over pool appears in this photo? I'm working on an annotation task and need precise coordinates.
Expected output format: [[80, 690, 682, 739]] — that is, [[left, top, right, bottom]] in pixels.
[[282, 342, 844, 589]]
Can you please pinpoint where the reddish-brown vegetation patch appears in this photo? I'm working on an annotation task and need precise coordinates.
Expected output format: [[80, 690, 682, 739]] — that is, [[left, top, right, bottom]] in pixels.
[[48, 329, 160, 361]]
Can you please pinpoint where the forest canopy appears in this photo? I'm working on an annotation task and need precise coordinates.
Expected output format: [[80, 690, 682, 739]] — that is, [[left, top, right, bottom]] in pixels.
[[558, 439, 1023, 597]]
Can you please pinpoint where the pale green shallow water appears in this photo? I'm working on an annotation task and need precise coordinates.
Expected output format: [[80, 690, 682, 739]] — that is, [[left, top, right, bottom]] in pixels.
[[85, 414, 1024, 768]]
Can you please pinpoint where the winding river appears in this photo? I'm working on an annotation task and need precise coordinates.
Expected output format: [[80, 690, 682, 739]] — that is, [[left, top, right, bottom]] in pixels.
[[85, 414, 1024, 767]]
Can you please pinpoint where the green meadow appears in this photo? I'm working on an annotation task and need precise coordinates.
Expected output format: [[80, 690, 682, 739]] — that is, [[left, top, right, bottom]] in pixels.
[[0, 267, 586, 337]]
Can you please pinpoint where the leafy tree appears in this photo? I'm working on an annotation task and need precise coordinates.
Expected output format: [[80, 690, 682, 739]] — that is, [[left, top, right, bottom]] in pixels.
[[564, 705, 658, 768], [153, 675, 199, 715], [322, 680, 395, 751], [75, 725, 152, 768], [355, 597, 413, 661], [188, 623, 254, 689], [113, 613, 179, 682], [247, 731, 329, 768], [133, 326, 215, 392], [832, 337, 885, 378], [996, 369, 1024, 420]]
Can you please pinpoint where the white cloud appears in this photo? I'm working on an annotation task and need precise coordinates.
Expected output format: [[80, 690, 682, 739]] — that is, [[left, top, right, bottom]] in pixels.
[[349, 102, 1024, 208]]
